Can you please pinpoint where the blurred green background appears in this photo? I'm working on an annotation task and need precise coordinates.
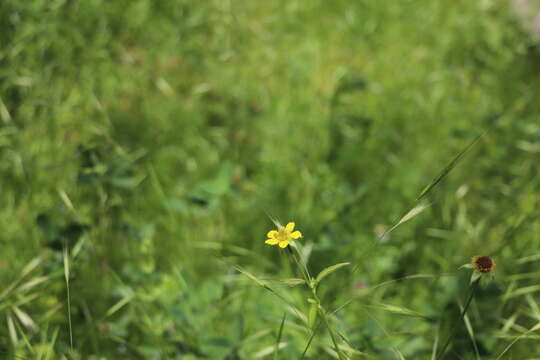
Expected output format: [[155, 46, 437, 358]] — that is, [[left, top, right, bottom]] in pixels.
[[2, 0, 540, 359]]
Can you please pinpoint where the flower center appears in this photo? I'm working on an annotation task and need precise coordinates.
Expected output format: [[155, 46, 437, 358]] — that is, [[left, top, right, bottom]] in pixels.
[[475, 256, 493, 272], [276, 227, 289, 242]]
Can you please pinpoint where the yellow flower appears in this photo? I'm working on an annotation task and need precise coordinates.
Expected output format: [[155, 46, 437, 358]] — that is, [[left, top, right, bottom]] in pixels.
[[472, 256, 496, 273], [265, 222, 302, 248]]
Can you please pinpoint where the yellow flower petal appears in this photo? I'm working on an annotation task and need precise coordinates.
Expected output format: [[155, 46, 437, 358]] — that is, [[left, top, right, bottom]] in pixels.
[[267, 230, 278, 238], [285, 222, 295, 233], [265, 238, 279, 245], [278, 240, 289, 248], [291, 231, 302, 239]]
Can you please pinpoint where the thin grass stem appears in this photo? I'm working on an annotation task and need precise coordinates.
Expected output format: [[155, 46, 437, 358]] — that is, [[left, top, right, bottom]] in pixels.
[[436, 279, 479, 359], [63, 247, 73, 351]]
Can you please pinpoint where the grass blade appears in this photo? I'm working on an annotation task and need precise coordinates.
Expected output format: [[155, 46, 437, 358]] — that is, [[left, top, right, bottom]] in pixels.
[[105, 295, 134, 318], [368, 302, 431, 320], [7, 314, 18, 345], [63, 247, 73, 350], [381, 202, 430, 239], [459, 302, 480, 360], [300, 320, 323, 359], [431, 322, 440, 360], [417, 131, 487, 201], [253, 343, 287, 358], [315, 263, 350, 284], [495, 322, 540, 360], [320, 309, 346, 360], [44, 327, 60, 360], [383, 131, 487, 240], [0, 256, 44, 300], [12, 306, 36, 331], [273, 313, 287, 360]]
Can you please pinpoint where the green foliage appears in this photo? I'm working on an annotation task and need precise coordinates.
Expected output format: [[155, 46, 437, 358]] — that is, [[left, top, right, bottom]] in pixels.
[[1, 0, 540, 358]]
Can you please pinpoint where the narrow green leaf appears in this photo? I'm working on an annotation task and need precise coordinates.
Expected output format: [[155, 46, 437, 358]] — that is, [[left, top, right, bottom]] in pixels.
[[0, 255, 44, 299], [0, 96, 12, 123], [460, 303, 480, 360], [277, 278, 306, 287], [308, 302, 318, 329], [526, 294, 540, 319], [315, 262, 350, 284], [369, 303, 429, 319], [6, 314, 18, 344], [58, 189, 75, 212], [17, 276, 49, 293], [273, 313, 286, 360], [392, 348, 406, 360], [319, 308, 346, 360], [335, 331, 366, 356], [44, 327, 60, 360], [517, 253, 540, 264], [12, 306, 36, 331], [240, 329, 273, 345], [470, 271, 482, 284], [63, 247, 73, 350], [253, 343, 287, 359], [20, 256, 44, 280], [105, 295, 134, 318], [383, 202, 429, 237], [63, 248, 70, 284], [227, 261, 306, 323], [300, 323, 321, 359], [504, 285, 540, 299], [233, 264, 267, 288], [13, 318, 35, 354], [495, 322, 540, 360], [501, 314, 518, 334], [417, 131, 487, 201], [431, 323, 440, 360], [383, 131, 487, 241]]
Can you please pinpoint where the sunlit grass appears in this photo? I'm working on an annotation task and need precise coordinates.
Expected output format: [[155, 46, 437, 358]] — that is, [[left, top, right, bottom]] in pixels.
[[1, 0, 540, 358]]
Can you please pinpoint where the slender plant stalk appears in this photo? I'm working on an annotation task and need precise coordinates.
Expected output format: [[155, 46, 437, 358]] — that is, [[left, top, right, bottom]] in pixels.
[[287, 246, 346, 359], [320, 307, 346, 360], [300, 320, 323, 359], [273, 313, 287, 360], [287, 246, 311, 283], [436, 279, 479, 359], [63, 246, 73, 350]]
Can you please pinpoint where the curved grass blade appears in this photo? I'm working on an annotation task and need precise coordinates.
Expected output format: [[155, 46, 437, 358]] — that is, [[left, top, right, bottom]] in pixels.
[[315, 263, 350, 284], [417, 131, 487, 201], [495, 322, 540, 360], [63, 247, 73, 350], [273, 313, 286, 360], [382, 130, 488, 240]]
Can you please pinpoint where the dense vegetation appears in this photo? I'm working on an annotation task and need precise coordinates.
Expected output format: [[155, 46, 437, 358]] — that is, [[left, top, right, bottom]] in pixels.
[[1, 0, 540, 358]]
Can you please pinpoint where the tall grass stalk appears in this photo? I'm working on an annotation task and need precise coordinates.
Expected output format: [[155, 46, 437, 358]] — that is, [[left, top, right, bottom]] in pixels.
[[273, 313, 286, 360], [436, 279, 480, 359], [63, 247, 73, 351], [286, 245, 347, 360]]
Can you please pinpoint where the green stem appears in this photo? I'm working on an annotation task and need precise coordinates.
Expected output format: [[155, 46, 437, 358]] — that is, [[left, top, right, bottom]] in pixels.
[[320, 307, 345, 360], [436, 279, 479, 360], [300, 320, 322, 359], [288, 246, 346, 359], [287, 246, 311, 283]]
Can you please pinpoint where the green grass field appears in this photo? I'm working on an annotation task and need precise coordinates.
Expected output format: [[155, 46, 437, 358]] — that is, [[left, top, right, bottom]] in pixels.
[[2, 0, 540, 359]]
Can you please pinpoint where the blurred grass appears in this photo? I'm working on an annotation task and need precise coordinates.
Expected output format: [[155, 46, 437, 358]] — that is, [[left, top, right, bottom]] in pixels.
[[1, 0, 540, 358]]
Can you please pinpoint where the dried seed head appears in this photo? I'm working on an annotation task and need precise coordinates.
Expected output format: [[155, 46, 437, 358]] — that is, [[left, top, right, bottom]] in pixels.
[[472, 256, 496, 273]]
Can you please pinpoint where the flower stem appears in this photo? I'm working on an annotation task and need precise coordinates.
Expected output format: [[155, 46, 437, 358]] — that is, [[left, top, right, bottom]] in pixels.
[[436, 279, 479, 359], [287, 246, 311, 283], [319, 306, 346, 360]]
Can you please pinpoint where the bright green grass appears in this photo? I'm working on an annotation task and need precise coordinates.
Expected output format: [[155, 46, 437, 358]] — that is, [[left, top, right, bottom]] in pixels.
[[1, 0, 540, 358]]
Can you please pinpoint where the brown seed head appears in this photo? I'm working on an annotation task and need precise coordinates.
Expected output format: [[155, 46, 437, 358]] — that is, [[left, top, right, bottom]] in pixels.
[[472, 256, 496, 273]]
